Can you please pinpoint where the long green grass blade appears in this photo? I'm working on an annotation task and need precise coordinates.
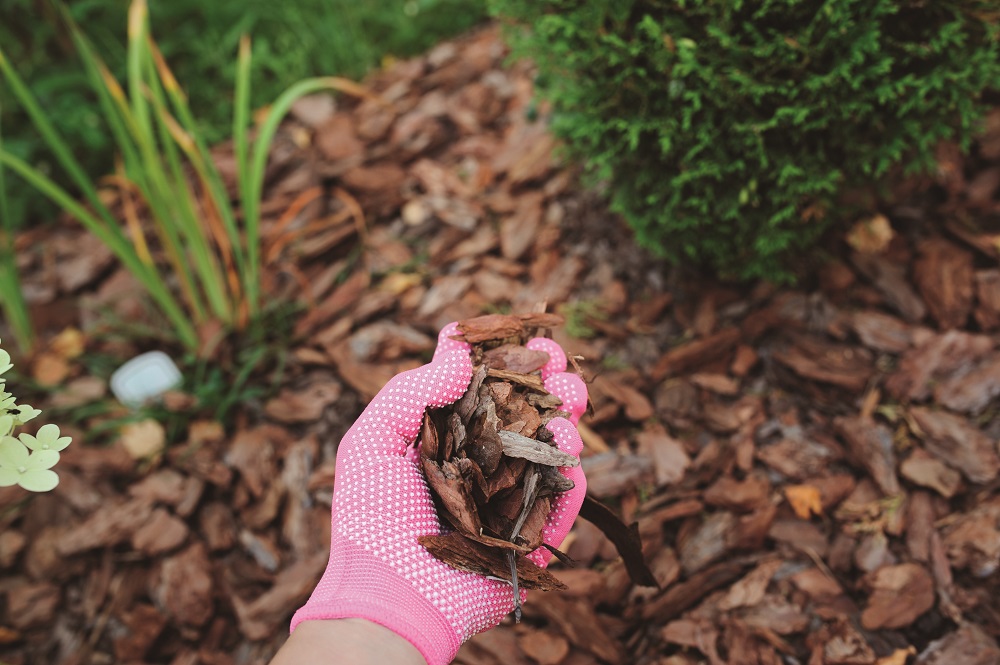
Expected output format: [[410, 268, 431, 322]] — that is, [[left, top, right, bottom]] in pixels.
[[233, 35, 253, 313], [69, 14, 212, 330], [143, 46, 231, 323], [234, 35, 252, 223], [0, 105, 33, 353], [152, 43, 248, 314], [244, 76, 372, 310], [126, 0, 154, 147], [121, 7, 209, 325]]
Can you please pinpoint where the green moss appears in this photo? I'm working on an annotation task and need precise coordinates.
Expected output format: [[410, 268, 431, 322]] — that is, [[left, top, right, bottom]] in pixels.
[[559, 299, 606, 339]]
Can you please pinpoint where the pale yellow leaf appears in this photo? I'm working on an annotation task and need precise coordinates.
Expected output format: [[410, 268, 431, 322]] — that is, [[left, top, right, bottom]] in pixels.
[[785, 484, 823, 519], [120, 419, 166, 460], [50, 327, 86, 359], [847, 213, 894, 254]]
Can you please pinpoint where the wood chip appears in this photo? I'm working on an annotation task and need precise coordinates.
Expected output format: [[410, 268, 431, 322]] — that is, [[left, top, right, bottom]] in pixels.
[[914, 238, 974, 329], [847, 213, 895, 254], [933, 352, 1000, 414], [517, 628, 571, 665], [6, 582, 59, 630], [481, 344, 550, 373], [532, 593, 627, 665], [114, 603, 167, 662], [834, 416, 901, 496], [679, 511, 737, 575], [860, 563, 935, 630], [498, 430, 579, 467], [823, 619, 877, 665], [900, 448, 963, 498], [910, 407, 1000, 484], [119, 419, 167, 460], [784, 484, 824, 519], [718, 558, 783, 611], [232, 553, 328, 641], [651, 328, 741, 380], [59, 499, 154, 555], [636, 426, 691, 487], [419, 533, 565, 590], [703, 475, 771, 513], [973, 269, 1000, 330], [885, 331, 995, 401], [640, 558, 754, 621], [690, 372, 741, 395], [423, 458, 483, 535], [774, 335, 872, 392], [851, 252, 927, 322], [151, 542, 214, 627], [915, 622, 1000, 665], [131, 508, 190, 556], [578, 495, 657, 587], [850, 309, 914, 353], [264, 380, 342, 423]]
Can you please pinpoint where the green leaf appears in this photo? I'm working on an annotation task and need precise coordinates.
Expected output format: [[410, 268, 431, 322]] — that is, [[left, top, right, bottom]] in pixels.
[[26, 449, 60, 471], [18, 468, 58, 492], [0, 436, 28, 467], [0, 467, 18, 487], [20, 423, 72, 452]]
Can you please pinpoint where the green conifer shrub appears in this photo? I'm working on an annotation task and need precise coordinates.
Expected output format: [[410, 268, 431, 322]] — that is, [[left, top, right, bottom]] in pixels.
[[489, 1, 1000, 281]]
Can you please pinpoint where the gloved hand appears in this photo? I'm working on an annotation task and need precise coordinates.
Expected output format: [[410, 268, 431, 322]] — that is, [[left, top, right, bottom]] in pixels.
[[291, 323, 588, 665]]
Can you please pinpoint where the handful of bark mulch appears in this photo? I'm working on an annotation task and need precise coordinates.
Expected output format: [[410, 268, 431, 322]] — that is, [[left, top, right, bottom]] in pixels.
[[417, 313, 656, 620]]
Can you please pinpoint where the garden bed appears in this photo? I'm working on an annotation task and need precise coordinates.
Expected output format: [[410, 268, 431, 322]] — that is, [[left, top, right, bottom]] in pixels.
[[1, 24, 999, 665]]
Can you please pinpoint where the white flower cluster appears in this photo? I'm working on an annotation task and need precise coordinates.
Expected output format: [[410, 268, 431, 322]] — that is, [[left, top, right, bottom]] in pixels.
[[0, 343, 71, 492]]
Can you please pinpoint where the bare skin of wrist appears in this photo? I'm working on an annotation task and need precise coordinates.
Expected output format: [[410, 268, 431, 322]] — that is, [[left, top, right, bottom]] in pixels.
[[270, 619, 426, 665]]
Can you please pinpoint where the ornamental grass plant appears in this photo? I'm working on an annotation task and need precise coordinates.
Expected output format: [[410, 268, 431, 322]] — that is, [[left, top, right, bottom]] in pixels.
[[0, 0, 369, 352]]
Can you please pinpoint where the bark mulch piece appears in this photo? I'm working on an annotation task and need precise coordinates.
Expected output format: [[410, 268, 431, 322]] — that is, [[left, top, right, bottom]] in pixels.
[[3, 22, 1000, 665]]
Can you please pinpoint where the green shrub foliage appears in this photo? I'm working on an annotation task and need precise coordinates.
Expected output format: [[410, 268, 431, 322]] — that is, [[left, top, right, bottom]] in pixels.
[[490, 1, 1000, 281]]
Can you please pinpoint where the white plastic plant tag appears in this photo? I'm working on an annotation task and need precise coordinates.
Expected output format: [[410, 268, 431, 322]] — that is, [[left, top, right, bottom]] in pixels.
[[110, 351, 182, 408]]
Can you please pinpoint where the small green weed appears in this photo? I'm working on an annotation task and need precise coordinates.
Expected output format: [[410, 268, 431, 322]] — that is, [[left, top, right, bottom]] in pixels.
[[559, 299, 606, 339]]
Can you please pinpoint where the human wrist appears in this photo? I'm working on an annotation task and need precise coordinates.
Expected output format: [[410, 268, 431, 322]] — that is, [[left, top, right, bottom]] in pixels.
[[291, 538, 462, 665], [274, 618, 426, 665]]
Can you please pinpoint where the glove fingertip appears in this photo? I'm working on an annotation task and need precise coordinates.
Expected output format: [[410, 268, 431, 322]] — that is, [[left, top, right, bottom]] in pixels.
[[545, 417, 584, 458], [433, 322, 471, 359], [526, 337, 567, 378], [544, 373, 588, 424], [425, 348, 473, 407]]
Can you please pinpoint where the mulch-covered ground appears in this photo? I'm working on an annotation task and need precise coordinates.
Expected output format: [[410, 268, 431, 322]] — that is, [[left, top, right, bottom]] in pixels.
[[2, 24, 1000, 665]]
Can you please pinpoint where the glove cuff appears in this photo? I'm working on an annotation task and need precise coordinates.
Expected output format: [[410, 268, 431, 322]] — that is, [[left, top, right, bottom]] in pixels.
[[291, 539, 461, 665]]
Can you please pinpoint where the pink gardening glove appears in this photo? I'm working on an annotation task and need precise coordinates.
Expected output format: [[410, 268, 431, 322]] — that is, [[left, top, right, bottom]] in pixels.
[[291, 323, 588, 665]]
